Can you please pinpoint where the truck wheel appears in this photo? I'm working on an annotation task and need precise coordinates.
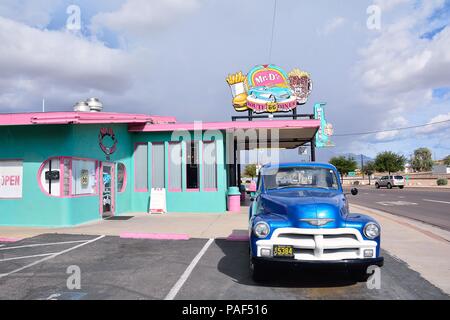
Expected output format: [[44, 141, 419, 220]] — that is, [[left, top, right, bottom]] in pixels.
[[387, 183, 392, 189], [250, 256, 267, 282], [375, 183, 380, 189], [399, 186, 404, 189]]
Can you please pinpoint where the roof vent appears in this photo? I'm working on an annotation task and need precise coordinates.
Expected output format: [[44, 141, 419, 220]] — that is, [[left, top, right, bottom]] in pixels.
[[73, 101, 90, 112], [86, 98, 103, 112]]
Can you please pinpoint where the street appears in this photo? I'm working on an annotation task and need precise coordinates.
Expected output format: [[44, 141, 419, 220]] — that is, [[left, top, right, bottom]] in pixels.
[[347, 186, 450, 231], [0, 234, 447, 300]]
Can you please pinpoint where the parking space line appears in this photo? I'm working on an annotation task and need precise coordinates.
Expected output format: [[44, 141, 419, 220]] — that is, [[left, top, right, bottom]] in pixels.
[[164, 238, 214, 300], [423, 199, 450, 205], [0, 239, 95, 251], [0, 252, 58, 262], [0, 235, 105, 280]]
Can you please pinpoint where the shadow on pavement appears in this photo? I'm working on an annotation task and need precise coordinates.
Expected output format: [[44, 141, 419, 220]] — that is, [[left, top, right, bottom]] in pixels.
[[215, 237, 358, 288]]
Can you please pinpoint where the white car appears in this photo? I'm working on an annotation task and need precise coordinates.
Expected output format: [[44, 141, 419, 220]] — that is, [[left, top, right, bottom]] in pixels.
[[375, 175, 405, 189]]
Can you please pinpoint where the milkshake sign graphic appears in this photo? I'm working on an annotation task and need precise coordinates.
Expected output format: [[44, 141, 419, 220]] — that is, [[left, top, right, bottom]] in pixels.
[[226, 64, 312, 113]]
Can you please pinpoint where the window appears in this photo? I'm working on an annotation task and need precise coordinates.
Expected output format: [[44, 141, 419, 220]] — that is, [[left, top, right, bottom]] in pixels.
[[152, 143, 165, 189], [134, 143, 148, 191], [168, 142, 182, 191], [263, 167, 339, 190], [38, 157, 98, 197], [39, 158, 61, 196], [71, 159, 97, 196], [203, 141, 217, 191], [186, 141, 199, 190], [117, 163, 127, 193], [0, 160, 23, 199]]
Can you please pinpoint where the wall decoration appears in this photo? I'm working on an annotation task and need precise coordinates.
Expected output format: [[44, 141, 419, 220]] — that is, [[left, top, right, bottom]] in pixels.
[[314, 103, 335, 148]]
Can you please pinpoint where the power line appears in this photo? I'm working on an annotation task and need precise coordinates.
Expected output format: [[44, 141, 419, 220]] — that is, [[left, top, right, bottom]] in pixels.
[[333, 119, 450, 137], [268, 0, 278, 64]]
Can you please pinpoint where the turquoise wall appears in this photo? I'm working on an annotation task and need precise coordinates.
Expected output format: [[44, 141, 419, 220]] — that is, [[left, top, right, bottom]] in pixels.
[[0, 124, 228, 227], [130, 130, 227, 213], [0, 124, 133, 227]]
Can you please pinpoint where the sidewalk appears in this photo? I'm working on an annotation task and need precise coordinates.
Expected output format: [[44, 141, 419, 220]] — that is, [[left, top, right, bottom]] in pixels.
[[0, 209, 249, 241], [350, 204, 450, 295]]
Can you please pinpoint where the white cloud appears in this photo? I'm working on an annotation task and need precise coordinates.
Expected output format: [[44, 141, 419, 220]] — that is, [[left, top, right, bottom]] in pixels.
[[416, 112, 450, 134], [318, 17, 346, 35], [0, 0, 61, 28], [0, 16, 137, 110], [91, 0, 202, 38]]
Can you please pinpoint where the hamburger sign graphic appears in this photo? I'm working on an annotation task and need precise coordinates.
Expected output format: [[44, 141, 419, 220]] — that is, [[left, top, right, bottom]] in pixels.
[[226, 64, 312, 113]]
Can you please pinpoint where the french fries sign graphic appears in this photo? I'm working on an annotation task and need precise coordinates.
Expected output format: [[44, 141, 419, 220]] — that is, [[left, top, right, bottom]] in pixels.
[[226, 64, 312, 113]]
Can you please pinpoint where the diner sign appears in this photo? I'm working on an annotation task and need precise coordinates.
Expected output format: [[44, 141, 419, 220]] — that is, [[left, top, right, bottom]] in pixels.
[[226, 64, 312, 113], [314, 103, 335, 148]]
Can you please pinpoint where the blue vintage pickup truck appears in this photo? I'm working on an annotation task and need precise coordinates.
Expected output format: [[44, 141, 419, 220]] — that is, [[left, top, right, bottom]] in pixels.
[[249, 162, 384, 281]]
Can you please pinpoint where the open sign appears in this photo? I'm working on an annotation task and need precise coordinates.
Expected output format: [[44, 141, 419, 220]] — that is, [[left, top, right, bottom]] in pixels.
[[0, 160, 23, 198]]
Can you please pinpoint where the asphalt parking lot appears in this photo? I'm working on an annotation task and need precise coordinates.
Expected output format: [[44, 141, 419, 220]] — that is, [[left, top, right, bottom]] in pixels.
[[0, 234, 448, 300]]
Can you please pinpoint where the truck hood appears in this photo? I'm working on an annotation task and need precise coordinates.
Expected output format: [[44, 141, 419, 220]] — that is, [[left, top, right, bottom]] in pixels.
[[260, 189, 346, 228]]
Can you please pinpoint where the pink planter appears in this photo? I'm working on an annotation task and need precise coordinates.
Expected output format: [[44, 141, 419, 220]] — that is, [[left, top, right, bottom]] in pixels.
[[227, 195, 241, 212]]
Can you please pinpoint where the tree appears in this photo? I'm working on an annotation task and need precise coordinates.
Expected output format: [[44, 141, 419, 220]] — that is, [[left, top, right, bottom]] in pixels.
[[362, 161, 376, 185], [411, 148, 433, 172], [443, 155, 450, 166], [243, 164, 257, 179], [329, 156, 357, 181], [374, 151, 406, 175]]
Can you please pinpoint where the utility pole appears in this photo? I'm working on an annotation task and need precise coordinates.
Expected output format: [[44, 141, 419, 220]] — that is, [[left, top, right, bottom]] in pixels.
[[361, 154, 365, 180]]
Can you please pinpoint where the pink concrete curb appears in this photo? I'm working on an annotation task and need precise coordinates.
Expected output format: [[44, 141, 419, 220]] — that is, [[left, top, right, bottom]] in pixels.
[[120, 232, 190, 240], [0, 237, 22, 243]]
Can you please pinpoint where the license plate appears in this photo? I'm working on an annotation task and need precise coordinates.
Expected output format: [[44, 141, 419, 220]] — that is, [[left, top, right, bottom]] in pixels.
[[273, 245, 294, 258]]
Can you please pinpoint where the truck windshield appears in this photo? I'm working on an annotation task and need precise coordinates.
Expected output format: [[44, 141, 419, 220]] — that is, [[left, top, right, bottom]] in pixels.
[[263, 167, 339, 190]]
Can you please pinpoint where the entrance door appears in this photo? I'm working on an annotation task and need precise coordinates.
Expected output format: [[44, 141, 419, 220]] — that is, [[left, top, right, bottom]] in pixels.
[[101, 162, 115, 218]]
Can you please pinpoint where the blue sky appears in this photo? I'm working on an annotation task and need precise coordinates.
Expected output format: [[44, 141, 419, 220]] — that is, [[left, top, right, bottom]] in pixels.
[[0, 0, 449, 162]]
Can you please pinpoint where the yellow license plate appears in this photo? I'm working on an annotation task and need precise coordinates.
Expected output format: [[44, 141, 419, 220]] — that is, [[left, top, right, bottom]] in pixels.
[[273, 245, 294, 258]]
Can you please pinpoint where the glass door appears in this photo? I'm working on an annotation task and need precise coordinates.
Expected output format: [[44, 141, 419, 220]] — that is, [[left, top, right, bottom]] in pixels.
[[101, 162, 115, 218]]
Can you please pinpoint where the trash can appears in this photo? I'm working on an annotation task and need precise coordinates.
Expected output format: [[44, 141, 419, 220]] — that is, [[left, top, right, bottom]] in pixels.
[[227, 186, 241, 212]]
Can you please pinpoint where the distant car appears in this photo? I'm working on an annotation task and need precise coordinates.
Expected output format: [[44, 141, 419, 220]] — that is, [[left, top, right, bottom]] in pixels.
[[249, 163, 384, 282], [375, 175, 405, 189]]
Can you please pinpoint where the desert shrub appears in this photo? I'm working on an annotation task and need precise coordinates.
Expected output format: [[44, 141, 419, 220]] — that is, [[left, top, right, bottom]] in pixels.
[[437, 178, 448, 186]]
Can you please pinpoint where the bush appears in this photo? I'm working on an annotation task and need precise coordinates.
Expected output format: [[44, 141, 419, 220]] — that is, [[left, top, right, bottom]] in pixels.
[[437, 178, 448, 186], [353, 181, 360, 186]]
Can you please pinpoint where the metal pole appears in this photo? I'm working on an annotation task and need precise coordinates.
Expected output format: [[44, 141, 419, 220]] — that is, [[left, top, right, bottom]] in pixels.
[[311, 141, 316, 162]]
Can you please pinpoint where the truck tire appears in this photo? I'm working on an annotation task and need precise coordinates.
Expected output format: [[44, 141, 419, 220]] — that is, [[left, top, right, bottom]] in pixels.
[[250, 255, 267, 282], [387, 183, 392, 189], [375, 183, 380, 189]]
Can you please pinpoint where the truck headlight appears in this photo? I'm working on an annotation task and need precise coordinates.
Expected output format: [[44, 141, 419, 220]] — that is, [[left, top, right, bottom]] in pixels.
[[254, 222, 270, 238], [364, 222, 380, 239]]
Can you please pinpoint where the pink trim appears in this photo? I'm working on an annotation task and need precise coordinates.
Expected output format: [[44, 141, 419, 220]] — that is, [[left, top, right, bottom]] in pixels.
[[120, 232, 190, 240], [100, 162, 115, 217], [151, 142, 165, 189], [129, 119, 321, 132], [168, 142, 181, 192], [117, 163, 127, 193], [202, 141, 218, 192], [134, 143, 148, 192], [0, 112, 176, 126], [0, 237, 22, 242]]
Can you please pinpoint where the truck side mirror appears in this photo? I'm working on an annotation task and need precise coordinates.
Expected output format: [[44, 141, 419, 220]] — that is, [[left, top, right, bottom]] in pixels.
[[351, 188, 358, 196]]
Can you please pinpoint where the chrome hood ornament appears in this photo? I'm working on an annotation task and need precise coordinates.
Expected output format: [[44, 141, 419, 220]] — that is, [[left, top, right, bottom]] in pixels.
[[299, 218, 335, 226]]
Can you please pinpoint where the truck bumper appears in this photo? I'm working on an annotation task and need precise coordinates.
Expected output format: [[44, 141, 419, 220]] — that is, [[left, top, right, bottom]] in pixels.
[[252, 256, 384, 270]]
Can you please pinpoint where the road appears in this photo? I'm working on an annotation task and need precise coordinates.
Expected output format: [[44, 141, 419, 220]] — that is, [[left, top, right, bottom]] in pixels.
[[0, 234, 447, 300], [347, 186, 450, 231]]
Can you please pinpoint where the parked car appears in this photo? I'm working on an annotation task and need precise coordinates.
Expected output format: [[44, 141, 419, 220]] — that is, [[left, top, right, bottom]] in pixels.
[[249, 163, 384, 282], [375, 175, 405, 189]]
